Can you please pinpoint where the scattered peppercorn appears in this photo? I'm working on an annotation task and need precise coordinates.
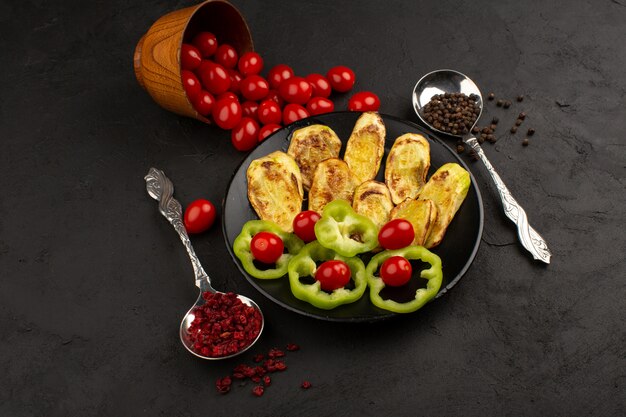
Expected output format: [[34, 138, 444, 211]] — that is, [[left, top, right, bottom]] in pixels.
[[517, 95, 524, 102], [510, 126, 518, 133], [487, 134, 496, 142], [469, 149, 478, 161], [456, 144, 465, 154], [488, 92, 495, 100], [478, 135, 486, 144], [496, 99, 504, 107], [471, 126, 480, 134], [421, 92, 480, 135], [503, 100, 511, 109], [489, 123, 497, 130], [515, 119, 523, 126], [522, 138, 529, 146], [527, 128, 535, 136], [491, 116, 499, 124], [518, 112, 526, 120]]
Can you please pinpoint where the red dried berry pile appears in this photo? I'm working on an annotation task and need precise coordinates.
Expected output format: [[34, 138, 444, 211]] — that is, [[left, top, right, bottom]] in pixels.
[[180, 31, 381, 151], [187, 292, 262, 358], [215, 343, 304, 396]]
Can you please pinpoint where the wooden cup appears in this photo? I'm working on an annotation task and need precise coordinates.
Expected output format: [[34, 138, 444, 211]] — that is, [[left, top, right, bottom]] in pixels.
[[134, 0, 253, 123]]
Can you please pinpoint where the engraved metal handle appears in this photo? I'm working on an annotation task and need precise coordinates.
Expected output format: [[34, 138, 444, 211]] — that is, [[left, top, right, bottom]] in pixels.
[[145, 167, 216, 290], [464, 137, 552, 264]]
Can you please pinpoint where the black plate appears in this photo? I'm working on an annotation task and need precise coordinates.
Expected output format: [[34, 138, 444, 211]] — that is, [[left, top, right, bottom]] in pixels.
[[223, 112, 483, 322]]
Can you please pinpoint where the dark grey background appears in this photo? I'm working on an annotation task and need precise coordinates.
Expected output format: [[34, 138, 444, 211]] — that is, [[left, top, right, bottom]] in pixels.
[[1, 0, 624, 416]]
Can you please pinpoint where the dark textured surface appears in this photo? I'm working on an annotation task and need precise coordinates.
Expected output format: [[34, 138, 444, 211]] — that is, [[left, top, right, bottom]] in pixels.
[[1, 0, 624, 416]]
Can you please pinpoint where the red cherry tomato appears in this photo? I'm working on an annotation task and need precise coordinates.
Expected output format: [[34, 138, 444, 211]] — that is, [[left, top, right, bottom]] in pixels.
[[250, 232, 284, 264], [240, 75, 270, 101], [266, 90, 285, 108], [305, 74, 332, 98], [267, 64, 294, 90], [282, 104, 309, 125], [238, 51, 264, 76], [181, 70, 201, 100], [216, 91, 238, 102], [214, 44, 238, 69], [378, 219, 415, 250], [198, 62, 231, 95], [184, 199, 217, 234], [279, 77, 313, 105], [192, 32, 218, 57], [326, 65, 356, 93], [258, 123, 281, 142], [241, 100, 259, 121], [257, 99, 282, 125], [306, 97, 334, 116], [212, 97, 242, 130], [227, 69, 243, 95], [380, 256, 412, 287], [180, 44, 202, 71], [231, 117, 259, 151], [292, 210, 321, 242], [315, 260, 351, 291], [191, 90, 215, 116], [348, 91, 381, 112]]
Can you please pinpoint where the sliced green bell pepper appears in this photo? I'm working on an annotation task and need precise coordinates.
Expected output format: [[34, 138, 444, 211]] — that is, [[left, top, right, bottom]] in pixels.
[[366, 246, 443, 313], [233, 220, 304, 279], [288, 241, 367, 309], [313, 200, 378, 257]]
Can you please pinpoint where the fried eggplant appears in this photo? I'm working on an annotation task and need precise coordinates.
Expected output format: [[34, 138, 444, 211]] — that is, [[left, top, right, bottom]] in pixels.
[[343, 112, 386, 183], [287, 124, 342, 190], [385, 133, 430, 204], [390, 198, 437, 246], [308, 158, 359, 213], [247, 151, 303, 232], [352, 180, 394, 230]]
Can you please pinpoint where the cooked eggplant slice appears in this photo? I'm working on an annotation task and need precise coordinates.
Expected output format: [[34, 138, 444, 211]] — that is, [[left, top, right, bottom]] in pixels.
[[308, 158, 359, 213], [343, 112, 386, 183], [385, 133, 430, 204], [287, 124, 342, 190], [418, 163, 470, 248], [390, 198, 437, 246], [247, 151, 303, 232], [352, 180, 394, 230]]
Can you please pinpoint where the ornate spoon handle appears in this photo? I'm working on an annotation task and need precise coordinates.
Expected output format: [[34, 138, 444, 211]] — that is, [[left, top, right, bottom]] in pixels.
[[464, 137, 552, 264], [145, 167, 215, 289]]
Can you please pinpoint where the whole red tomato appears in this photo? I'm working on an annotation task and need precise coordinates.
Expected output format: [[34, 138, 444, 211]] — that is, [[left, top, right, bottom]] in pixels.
[[192, 32, 218, 57], [198, 62, 231, 95], [292, 210, 321, 242], [257, 99, 282, 125], [266, 90, 285, 108], [214, 44, 238, 69], [212, 97, 242, 130], [181, 70, 202, 100], [190, 90, 215, 116], [348, 91, 381, 112], [250, 232, 284, 264], [241, 100, 259, 121], [180, 44, 202, 71], [306, 97, 334, 116], [380, 256, 412, 287], [267, 64, 294, 90], [315, 260, 351, 291], [216, 92, 238, 102], [238, 51, 264, 76], [326, 66, 356, 93], [258, 124, 281, 142], [282, 104, 309, 125], [184, 199, 217, 234], [305, 74, 332, 98], [227, 69, 243, 95], [378, 219, 415, 250], [231, 117, 259, 151], [279, 77, 312, 105], [240, 75, 270, 101]]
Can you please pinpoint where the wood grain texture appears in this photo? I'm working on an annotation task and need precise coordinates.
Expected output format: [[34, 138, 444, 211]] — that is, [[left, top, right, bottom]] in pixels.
[[133, 0, 253, 123]]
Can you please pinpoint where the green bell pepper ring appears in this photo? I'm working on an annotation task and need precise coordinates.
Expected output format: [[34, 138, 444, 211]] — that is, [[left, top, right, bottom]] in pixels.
[[233, 220, 304, 279], [314, 200, 378, 257], [366, 246, 443, 313], [288, 241, 367, 309]]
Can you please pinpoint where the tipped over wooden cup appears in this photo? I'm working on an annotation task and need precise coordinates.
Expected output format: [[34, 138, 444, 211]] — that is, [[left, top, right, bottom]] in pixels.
[[134, 0, 253, 122]]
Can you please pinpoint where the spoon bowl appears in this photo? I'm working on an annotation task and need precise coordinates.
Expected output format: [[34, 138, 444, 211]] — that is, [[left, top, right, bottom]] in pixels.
[[412, 69, 483, 136], [145, 167, 264, 360], [411, 69, 552, 264]]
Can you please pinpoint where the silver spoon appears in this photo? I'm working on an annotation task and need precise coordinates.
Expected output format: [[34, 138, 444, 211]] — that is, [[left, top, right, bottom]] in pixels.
[[144, 167, 264, 359], [412, 69, 552, 264]]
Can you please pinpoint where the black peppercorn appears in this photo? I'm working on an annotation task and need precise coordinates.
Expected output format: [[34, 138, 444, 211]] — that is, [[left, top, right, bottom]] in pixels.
[[518, 112, 526, 120], [510, 126, 518, 133], [488, 92, 495, 100], [496, 99, 503, 107], [527, 128, 535, 136], [515, 119, 523, 126], [503, 101, 511, 109], [491, 117, 499, 124], [517, 95, 524, 102], [522, 138, 529, 146]]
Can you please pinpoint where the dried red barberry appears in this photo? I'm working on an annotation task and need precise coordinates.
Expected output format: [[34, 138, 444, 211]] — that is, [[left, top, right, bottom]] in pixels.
[[286, 343, 300, 351], [301, 381, 312, 389], [253, 353, 265, 363], [263, 375, 271, 386], [216, 376, 232, 394], [252, 385, 265, 397], [268, 348, 285, 358]]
